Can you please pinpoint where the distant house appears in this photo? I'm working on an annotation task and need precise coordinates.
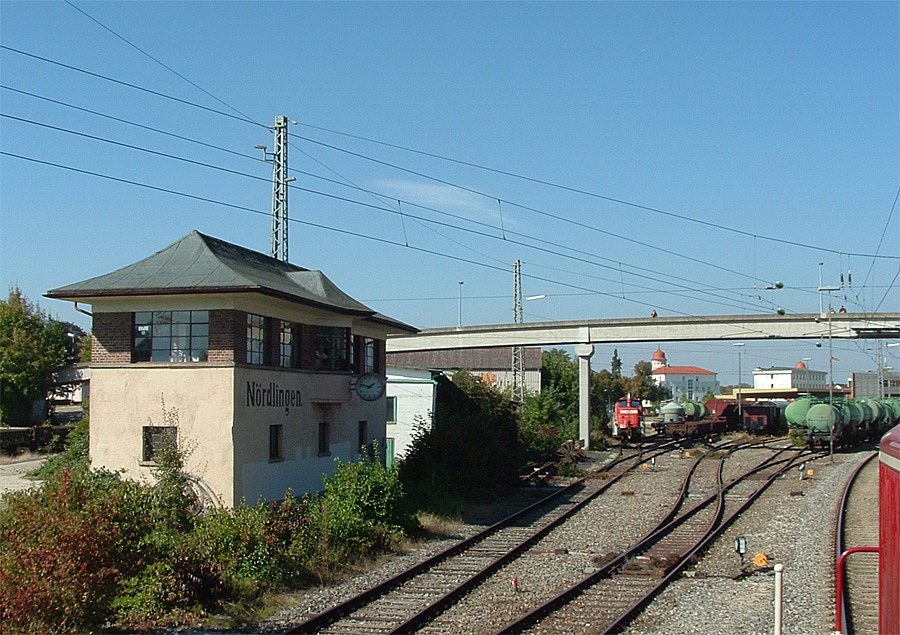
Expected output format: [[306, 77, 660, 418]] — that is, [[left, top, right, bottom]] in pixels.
[[753, 361, 827, 392], [650, 347, 719, 401], [852, 370, 900, 399], [385, 366, 441, 467], [46, 230, 416, 507], [51, 363, 90, 404], [386, 347, 542, 396]]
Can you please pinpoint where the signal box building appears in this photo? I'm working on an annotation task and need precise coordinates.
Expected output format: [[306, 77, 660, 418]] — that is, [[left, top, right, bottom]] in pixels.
[[46, 231, 416, 507]]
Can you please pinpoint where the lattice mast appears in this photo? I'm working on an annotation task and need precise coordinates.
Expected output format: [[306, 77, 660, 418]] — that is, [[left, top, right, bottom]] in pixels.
[[269, 115, 289, 261], [512, 259, 526, 403]]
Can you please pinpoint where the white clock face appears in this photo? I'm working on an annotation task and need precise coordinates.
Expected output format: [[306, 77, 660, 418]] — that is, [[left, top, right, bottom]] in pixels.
[[356, 372, 385, 401]]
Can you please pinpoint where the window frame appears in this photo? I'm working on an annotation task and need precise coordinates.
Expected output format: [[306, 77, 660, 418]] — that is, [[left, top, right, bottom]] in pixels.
[[142, 425, 177, 462], [314, 326, 349, 372], [247, 313, 267, 365], [386, 396, 397, 425], [279, 320, 300, 368], [318, 421, 330, 456], [269, 424, 284, 462], [133, 310, 209, 363]]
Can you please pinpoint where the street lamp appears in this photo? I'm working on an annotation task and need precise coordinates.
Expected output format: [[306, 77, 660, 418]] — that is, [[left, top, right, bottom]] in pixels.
[[734, 343, 745, 422], [819, 284, 840, 462]]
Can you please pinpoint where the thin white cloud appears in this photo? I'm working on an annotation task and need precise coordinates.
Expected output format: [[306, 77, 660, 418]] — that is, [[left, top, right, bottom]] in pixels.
[[373, 179, 498, 221]]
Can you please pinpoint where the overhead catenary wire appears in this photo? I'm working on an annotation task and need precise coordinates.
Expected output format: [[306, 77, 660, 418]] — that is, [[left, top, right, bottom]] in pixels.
[[2, 43, 893, 318], [2, 43, 895, 266], [0, 109, 785, 313], [288, 117, 900, 262], [2, 149, 825, 342], [46, 2, 900, 281], [3, 41, 895, 320]]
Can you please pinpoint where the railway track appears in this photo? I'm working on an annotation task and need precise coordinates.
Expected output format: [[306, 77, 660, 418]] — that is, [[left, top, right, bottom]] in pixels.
[[286, 440, 681, 634], [835, 450, 880, 635], [492, 443, 813, 634]]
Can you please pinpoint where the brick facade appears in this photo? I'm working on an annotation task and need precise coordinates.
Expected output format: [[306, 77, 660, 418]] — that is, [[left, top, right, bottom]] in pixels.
[[89, 309, 383, 373], [209, 310, 241, 363], [92, 312, 132, 363]]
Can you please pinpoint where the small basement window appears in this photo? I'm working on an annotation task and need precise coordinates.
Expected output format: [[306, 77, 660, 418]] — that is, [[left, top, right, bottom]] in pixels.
[[142, 426, 177, 462]]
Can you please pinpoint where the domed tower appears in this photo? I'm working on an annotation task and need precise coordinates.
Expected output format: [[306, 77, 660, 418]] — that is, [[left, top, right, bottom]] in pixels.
[[651, 347, 667, 371], [795, 360, 807, 369]]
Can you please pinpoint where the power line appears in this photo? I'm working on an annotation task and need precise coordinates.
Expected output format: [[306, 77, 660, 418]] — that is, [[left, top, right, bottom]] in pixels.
[[1, 85, 261, 163], [4, 42, 895, 266], [63, 0, 257, 124], [3, 149, 811, 340], [2, 110, 773, 311], [289, 132, 899, 263], [0, 45, 262, 128]]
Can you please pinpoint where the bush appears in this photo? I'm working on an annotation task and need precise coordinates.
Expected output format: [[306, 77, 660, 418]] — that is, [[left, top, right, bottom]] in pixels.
[[1, 440, 413, 631], [0, 467, 154, 632], [31, 412, 89, 480], [317, 451, 410, 556], [399, 372, 522, 511]]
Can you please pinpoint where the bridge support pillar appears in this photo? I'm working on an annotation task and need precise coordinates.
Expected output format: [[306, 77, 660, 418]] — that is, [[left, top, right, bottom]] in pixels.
[[575, 343, 594, 451]]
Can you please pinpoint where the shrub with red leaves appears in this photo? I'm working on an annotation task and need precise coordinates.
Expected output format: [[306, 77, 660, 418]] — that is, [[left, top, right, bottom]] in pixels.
[[0, 467, 154, 632]]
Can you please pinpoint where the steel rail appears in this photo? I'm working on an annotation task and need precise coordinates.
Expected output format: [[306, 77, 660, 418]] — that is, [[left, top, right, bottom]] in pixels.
[[598, 450, 818, 634], [285, 440, 678, 634], [493, 446, 811, 634], [834, 451, 878, 635]]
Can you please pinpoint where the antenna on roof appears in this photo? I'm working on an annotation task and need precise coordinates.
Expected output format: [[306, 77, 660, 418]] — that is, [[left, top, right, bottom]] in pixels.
[[257, 116, 296, 262]]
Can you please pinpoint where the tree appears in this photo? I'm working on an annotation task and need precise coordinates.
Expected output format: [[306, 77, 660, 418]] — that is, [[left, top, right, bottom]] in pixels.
[[0, 287, 73, 425], [397, 371, 521, 509], [610, 349, 623, 379], [630, 360, 670, 405]]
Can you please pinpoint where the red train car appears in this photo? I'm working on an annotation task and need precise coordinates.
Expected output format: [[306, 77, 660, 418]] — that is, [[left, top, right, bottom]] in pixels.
[[613, 396, 643, 439], [880, 424, 900, 634]]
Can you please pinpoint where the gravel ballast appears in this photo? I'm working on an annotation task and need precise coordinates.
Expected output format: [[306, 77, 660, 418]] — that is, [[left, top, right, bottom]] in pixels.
[[260, 444, 873, 635]]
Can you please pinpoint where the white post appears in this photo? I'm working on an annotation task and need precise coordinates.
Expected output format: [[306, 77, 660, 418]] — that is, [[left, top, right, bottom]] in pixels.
[[774, 563, 784, 635], [575, 344, 594, 451]]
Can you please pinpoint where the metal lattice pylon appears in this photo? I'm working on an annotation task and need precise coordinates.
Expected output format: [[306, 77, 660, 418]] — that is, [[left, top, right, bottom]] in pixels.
[[270, 115, 289, 261], [512, 259, 526, 403]]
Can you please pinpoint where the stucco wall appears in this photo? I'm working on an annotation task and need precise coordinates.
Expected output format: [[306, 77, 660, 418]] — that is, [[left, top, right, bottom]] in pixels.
[[89, 365, 236, 505], [234, 367, 388, 503], [386, 367, 436, 462]]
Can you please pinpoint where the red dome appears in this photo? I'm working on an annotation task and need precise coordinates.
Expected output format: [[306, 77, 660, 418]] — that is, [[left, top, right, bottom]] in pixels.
[[795, 360, 807, 369], [652, 347, 666, 361]]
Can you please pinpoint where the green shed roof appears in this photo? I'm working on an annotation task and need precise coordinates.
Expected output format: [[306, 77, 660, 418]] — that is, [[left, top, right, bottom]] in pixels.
[[46, 230, 416, 331]]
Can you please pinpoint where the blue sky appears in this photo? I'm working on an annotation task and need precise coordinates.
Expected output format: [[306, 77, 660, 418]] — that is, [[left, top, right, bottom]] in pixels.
[[1, 1, 897, 384]]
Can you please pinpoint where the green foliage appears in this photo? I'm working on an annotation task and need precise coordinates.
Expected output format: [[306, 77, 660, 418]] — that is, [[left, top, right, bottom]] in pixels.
[[78, 333, 92, 362], [399, 371, 521, 511], [0, 287, 73, 425], [630, 360, 671, 404], [0, 467, 155, 632], [611, 348, 623, 378], [318, 450, 410, 555], [1, 418, 413, 632], [32, 408, 90, 480]]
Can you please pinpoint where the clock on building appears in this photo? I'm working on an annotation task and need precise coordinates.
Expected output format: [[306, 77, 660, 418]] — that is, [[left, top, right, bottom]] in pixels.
[[355, 372, 386, 401]]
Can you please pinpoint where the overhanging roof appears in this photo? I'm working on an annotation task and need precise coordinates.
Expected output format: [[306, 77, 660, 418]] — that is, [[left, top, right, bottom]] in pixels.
[[46, 230, 416, 333]]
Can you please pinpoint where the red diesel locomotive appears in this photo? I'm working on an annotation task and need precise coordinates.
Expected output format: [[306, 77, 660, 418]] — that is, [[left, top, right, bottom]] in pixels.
[[613, 396, 644, 439]]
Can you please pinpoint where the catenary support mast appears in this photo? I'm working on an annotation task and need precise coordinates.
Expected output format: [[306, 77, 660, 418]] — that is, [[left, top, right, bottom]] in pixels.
[[269, 115, 290, 261], [512, 259, 526, 403]]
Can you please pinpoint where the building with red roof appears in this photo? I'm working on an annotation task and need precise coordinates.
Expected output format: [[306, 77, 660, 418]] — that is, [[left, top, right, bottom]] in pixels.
[[650, 347, 719, 401]]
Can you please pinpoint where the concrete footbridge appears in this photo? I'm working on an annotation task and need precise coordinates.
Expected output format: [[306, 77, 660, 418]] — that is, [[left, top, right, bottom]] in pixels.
[[387, 312, 900, 449]]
